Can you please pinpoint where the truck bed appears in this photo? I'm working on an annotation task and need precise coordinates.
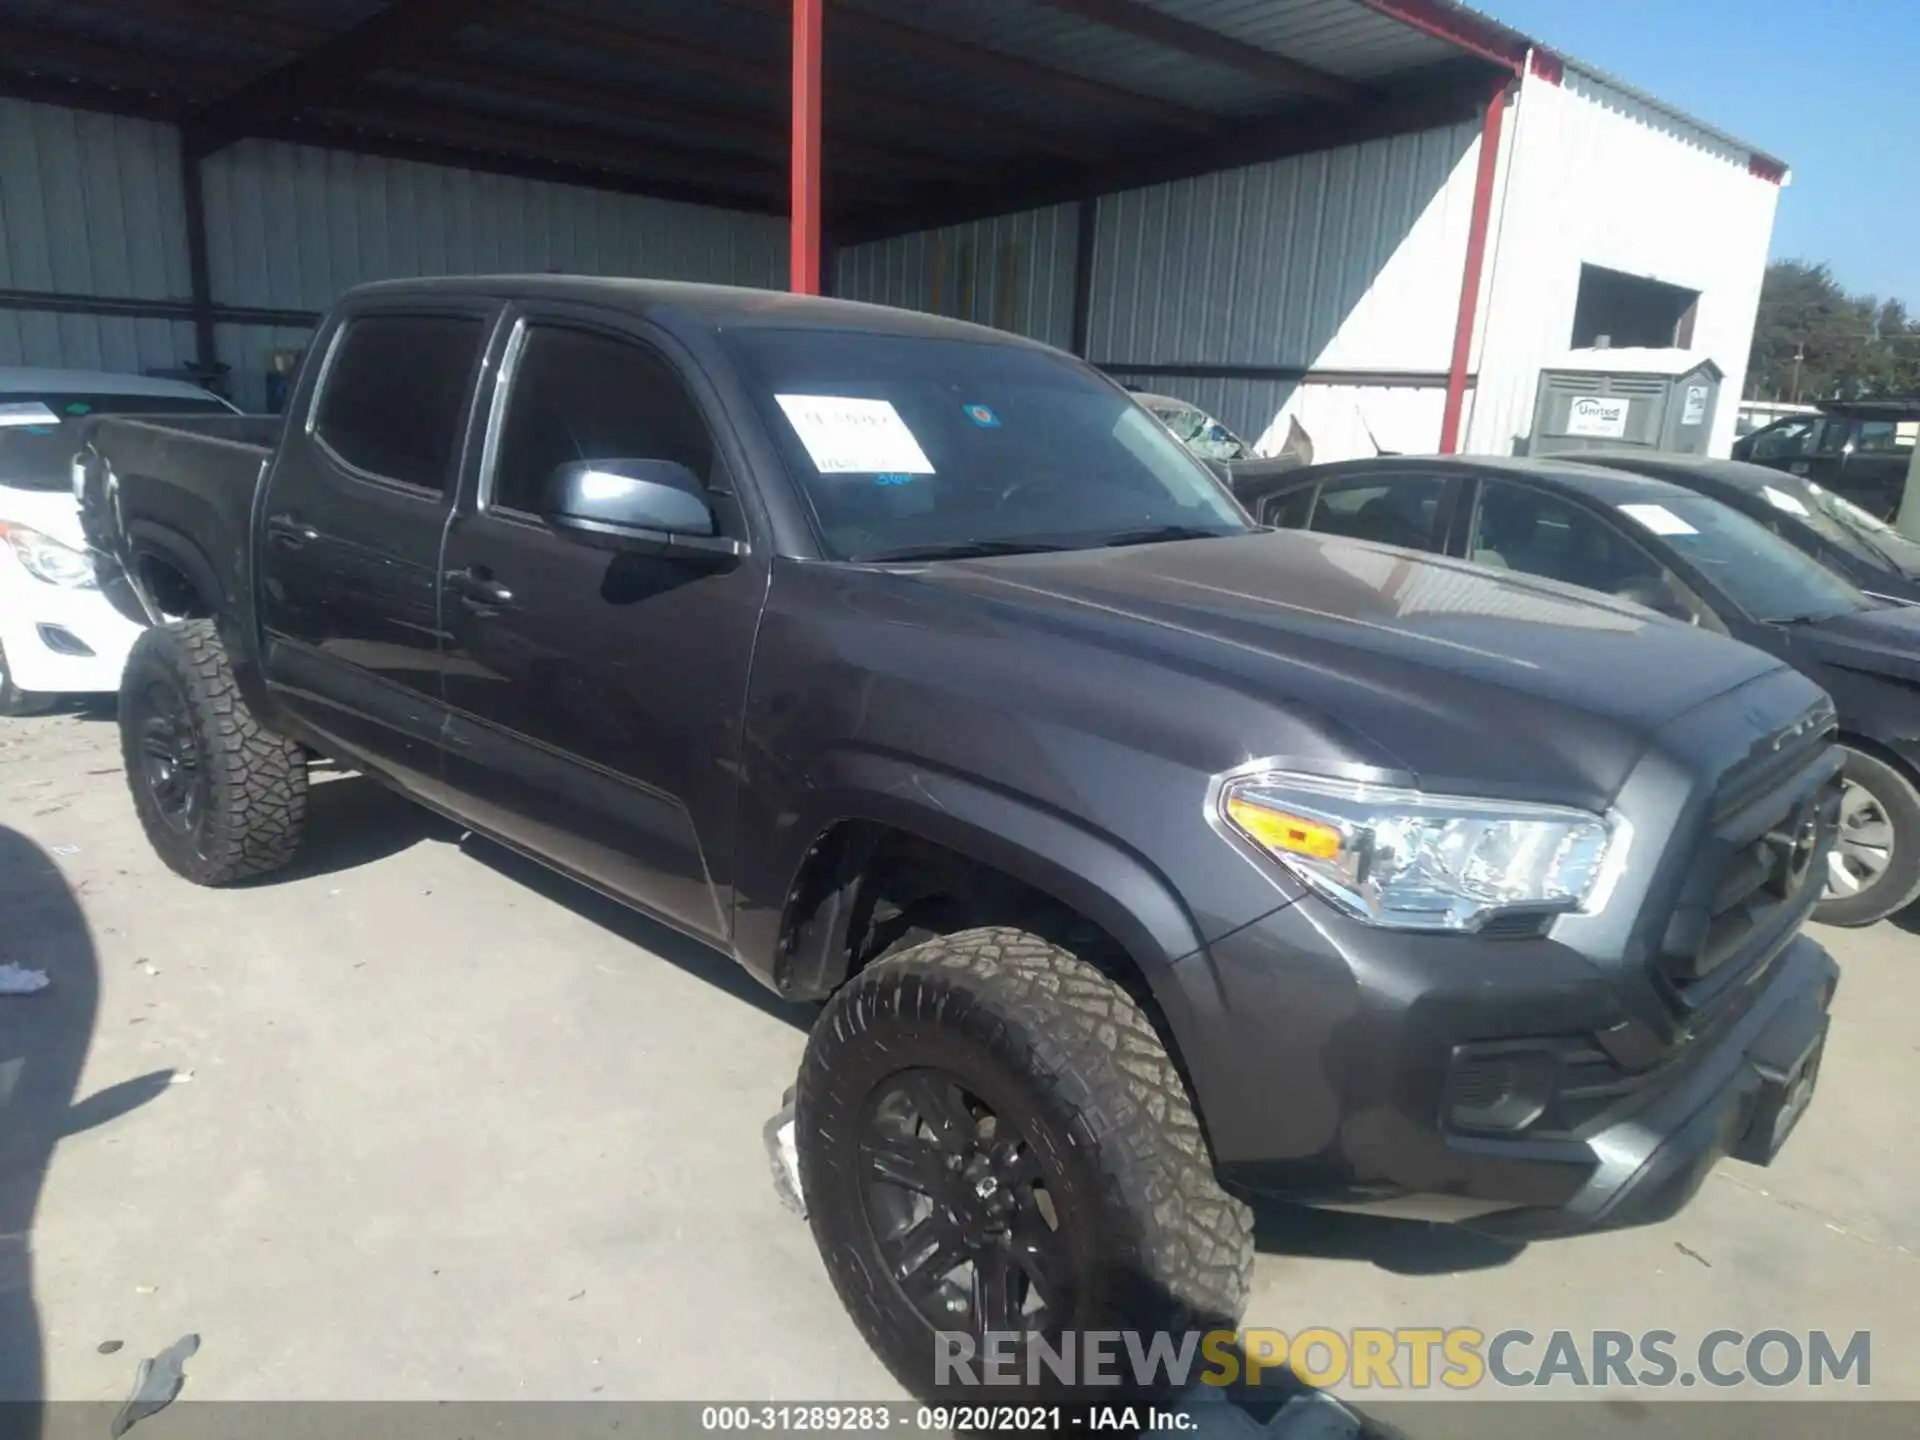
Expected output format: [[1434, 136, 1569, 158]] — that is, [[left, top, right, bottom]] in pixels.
[[78, 413, 279, 629]]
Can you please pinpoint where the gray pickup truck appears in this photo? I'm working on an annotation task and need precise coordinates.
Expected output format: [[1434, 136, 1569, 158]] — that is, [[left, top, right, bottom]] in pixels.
[[79, 277, 1842, 1400]]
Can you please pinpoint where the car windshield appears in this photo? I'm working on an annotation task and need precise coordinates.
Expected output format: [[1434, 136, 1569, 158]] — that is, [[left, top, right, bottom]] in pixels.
[[0, 391, 231, 491], [1615, 493, 1867, 623], [1146, 400, 1249, 462], [724, 329, 1250, 561], [1801, 481, 1920, 576]]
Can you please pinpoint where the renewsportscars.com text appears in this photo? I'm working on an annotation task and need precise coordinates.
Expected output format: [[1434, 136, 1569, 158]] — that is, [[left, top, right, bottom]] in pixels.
[[935, 1328, 1871, 1391]]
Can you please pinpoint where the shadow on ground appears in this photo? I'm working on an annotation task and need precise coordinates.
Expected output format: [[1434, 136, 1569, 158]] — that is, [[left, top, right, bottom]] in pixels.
[[0, 825, 170, 1428], [1250, 1201, 1524, 1276], [248, 772, 459, 885]]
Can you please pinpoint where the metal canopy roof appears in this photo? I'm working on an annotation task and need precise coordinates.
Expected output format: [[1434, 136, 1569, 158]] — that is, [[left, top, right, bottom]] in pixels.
[[0, 0, 1783, 244]]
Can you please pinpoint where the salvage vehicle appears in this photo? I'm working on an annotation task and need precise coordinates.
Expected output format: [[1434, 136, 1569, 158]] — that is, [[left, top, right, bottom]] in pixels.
[[1133, 390, 1251, 463], [1239, 453, 1920, 926], [1574, 450, 1920, 606], [81, 279, 1841, 1398], [0, 367, 235, 715], [1731, 399, 1919, 521]]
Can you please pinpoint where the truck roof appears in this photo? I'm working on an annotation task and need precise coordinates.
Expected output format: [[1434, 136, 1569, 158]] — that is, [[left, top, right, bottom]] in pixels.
[[345, 275, 1053, 350]]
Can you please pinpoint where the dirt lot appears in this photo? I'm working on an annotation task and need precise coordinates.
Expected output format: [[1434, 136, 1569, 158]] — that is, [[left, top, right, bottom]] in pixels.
[[2, 707, 1916, 1424]]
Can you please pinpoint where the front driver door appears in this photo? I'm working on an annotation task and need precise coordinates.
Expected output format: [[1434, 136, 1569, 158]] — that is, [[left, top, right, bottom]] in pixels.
[[436, 310, 767, 942]]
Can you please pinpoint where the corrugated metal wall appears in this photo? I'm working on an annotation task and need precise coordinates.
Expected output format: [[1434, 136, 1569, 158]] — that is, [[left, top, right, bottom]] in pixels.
[[0, 97, 787, 410], [835, 121, 1481, 449], [0, 97, 203, 376], [834, 203, 1079, 351], [1465, 66, 1782, 459], [1085, 123, 1478, 372]]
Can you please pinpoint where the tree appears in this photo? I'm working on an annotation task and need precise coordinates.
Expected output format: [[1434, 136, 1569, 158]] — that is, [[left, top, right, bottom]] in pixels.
[[1748, 260, 1920, 401]]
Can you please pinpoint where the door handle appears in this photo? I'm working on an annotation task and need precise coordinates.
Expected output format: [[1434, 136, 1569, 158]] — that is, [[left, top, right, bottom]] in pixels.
[[266, 514, 318, 548], [448, 565, 514, 608]]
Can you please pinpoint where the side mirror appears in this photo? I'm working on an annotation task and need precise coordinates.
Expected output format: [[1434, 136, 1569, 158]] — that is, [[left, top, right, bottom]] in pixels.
[[542, 458, 743, 559]]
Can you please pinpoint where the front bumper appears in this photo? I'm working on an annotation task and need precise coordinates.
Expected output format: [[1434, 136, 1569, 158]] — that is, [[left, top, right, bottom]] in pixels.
[[0, 551, 145, 694], [1465, 935, 1833, 1238], [1172, 891, 1837, 1237]]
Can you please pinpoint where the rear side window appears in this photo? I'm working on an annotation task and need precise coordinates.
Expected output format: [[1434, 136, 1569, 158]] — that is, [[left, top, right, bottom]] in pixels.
[[314, 314, 484, 492], [1309, 477, 1447, 552]]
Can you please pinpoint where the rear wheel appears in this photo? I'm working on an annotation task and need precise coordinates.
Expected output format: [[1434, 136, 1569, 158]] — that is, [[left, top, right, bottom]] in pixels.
[[1815, 746, 1920, 927], [119, 620, 308, 885], [0, 640, 57, 717], [796, 926, 1252, 1402]]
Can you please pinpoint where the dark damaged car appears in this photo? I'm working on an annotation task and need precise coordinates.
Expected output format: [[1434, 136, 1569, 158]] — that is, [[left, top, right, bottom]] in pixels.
[[77, 278, 1842, 1400]]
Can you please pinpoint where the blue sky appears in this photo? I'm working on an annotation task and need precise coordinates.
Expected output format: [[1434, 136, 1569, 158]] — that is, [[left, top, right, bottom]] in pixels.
[[1480, 0, 1920, 307]]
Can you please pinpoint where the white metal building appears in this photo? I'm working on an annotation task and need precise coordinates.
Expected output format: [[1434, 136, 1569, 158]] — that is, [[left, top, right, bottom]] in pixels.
[[0, 1, 1783, 460]]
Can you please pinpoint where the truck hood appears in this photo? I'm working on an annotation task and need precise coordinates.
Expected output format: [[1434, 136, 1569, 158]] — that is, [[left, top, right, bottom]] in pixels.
[[911, 530, 1790, 807]]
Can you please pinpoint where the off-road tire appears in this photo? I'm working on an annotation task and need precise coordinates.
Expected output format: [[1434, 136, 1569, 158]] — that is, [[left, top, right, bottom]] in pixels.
[[0, 640, 57, 717], [797, 925, 1253, 1402], [119, 620, 307, 885], [1815, 745, 1920, 927]]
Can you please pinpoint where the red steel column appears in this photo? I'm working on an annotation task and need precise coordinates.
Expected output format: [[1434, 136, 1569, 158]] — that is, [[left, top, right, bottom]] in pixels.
[[790, 0, 824, 294], [1439, 81, 1511, 454]]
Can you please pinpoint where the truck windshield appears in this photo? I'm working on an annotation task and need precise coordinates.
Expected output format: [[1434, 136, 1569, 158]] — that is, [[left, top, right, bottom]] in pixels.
[[1617, 493, 1867, 623], [723, 328, 1250, 561], [0, 392, 232, 492]]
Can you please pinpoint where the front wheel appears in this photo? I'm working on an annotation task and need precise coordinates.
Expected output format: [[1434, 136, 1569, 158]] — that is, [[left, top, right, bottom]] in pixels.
[[796, 926, 1252, 1402], [119, 620, 308, 885], [0, 640, 57, 717], [1814, 746, 1920, 927]]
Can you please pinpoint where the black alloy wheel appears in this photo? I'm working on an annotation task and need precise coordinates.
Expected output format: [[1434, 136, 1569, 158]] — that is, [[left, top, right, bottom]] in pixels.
[[131, 673, 206, 841], [859, 1067, 1074, 1343]]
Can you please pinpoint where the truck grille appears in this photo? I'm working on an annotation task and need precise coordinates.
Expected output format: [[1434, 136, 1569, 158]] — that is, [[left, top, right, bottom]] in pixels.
[[1655, 718, 1840, 1013]]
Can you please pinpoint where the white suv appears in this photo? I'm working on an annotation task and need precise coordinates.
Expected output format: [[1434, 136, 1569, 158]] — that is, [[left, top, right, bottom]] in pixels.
[[0, 368, 236, 715]]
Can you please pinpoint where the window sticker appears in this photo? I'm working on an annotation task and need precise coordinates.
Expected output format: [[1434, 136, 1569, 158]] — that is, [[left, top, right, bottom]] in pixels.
[[775, 394, 935, 475], [1617, 502, 1698, 536], [1762, 485, 1811, 518], [961, 402, 1001, 428]]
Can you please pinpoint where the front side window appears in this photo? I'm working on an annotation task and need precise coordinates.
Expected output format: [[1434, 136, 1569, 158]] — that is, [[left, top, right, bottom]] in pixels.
[[314, 314, 485, 493], [491, 325, 715, 517], [1748, 418, 1817, 462], [1472, 479, 1713, 623], [1309, 477, 1448, 553], [723, 329, 1247, 561]]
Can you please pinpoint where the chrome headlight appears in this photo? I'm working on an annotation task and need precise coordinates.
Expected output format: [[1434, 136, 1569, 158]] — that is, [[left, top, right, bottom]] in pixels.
[[1216, 770, 1626, 932], [0, 521, 98, 588]]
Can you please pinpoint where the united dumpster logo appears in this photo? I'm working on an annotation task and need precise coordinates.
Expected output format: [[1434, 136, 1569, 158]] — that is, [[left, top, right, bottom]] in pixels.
[[935, 1327, 1872, 1392]]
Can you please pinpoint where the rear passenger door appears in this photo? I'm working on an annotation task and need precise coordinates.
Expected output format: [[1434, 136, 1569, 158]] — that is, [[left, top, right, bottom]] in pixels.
[[258, 303, 496, 792], [434, 307, 767, 942]]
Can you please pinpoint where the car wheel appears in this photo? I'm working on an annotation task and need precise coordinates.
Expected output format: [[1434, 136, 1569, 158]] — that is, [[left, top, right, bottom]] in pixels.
[[1814, 747, 1920, 927], [0, 640, 58, 717], [119, 620, 308, 885], [796, 926, 1252, 1402]]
